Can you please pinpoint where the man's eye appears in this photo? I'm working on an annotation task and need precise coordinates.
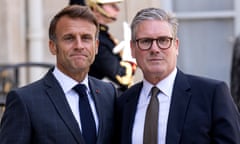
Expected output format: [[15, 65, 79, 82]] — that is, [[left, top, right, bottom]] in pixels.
[[82, 36, 93, 42], [158, 37, 170, 44], [140, 39, 151, 44], [63, 36, 74, 41]]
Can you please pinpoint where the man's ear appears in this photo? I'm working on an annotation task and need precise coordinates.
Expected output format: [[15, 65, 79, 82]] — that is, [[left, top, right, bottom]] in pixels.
[[49, 40, 57, 55], [174, 38, 179, 56], [95, 39, 99, 54], [130, 40, 136, 58]]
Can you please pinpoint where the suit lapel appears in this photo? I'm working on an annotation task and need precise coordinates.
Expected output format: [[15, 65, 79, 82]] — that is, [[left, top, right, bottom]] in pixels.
[[43, 70, 85, 144], [88, 78, 105, 143], [122, 83, 143, 143], [166, 70, 192, 144]]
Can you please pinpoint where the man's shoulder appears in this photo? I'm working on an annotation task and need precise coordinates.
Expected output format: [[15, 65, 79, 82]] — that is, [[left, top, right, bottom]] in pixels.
[[173, 70, 229, 95], [89, 76, 108, 83], [184, 73, 225, 86], [10, 70, 54, 95], [178, 71, 229, 94], [118, 82, 142, 100], [12, 77, 45, 94], [177, 69, 225, 86], [88, 76, 115, 88]]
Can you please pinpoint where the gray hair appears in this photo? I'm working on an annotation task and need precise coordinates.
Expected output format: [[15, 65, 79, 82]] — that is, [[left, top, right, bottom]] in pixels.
[[130, 8, 178, 40]]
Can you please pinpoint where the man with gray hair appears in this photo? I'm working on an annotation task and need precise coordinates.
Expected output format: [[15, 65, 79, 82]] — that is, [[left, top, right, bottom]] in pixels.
[[115, 7, 240, 144]]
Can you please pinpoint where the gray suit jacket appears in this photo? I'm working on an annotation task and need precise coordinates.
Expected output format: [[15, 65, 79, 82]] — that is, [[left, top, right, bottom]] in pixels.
[[0, 69, 117, 144]]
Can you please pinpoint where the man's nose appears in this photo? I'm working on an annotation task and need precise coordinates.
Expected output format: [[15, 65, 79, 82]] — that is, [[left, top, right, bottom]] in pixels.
[[151, 40, 160, 50], [74, 37, 84, 48]]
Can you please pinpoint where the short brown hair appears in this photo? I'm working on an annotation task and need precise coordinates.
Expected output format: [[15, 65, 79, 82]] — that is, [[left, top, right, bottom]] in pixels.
[[49, 5, 99, 42]]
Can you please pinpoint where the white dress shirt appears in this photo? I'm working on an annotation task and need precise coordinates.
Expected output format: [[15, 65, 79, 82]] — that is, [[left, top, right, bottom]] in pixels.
[[132, 68, 177, 144], [52, 67, 99, 133]]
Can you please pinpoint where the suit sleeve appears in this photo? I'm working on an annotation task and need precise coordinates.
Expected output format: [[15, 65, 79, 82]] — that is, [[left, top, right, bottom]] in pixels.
[[0, 91, 31, 144], [212, 82, 240, 144]]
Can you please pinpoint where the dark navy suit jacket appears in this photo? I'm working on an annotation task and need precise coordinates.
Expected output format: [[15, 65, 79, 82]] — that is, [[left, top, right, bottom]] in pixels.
[[115, 70, 240, 144], [0, 69, 117, 144]]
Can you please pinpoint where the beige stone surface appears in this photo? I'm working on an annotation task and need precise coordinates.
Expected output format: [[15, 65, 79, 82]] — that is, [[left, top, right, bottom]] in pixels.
[[0, 0, 160, 83]]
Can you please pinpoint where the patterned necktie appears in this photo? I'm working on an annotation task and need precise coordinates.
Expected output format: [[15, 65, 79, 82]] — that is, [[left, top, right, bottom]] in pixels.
[[143, 86, 160, 144], [73, 84, 96, 144]]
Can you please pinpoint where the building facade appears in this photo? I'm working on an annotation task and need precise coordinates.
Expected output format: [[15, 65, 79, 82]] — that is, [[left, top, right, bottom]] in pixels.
[[0, 0, 240, 86]]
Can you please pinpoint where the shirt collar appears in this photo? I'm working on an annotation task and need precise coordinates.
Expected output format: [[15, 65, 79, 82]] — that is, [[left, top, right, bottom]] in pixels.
[[143, 67, 177, 97], [52, 67, 89, 94]]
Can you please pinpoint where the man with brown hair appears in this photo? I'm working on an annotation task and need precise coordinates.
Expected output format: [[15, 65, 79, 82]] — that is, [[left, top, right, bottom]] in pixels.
[[0, 5, 116, 144]]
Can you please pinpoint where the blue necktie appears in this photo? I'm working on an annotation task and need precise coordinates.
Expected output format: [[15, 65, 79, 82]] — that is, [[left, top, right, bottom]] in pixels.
[[73, 84, 97, 144]]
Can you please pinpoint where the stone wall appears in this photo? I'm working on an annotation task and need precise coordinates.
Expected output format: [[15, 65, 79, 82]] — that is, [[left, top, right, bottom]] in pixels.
[[0, 0, 161, 83]]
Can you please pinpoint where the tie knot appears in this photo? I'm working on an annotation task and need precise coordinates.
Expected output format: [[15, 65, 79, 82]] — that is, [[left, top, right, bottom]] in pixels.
[[73, 84, 87, 97], [151, 86, 160, 98]]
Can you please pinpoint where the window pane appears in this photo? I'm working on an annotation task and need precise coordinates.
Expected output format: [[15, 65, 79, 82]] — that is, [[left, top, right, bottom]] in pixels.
[[173, 0, 234, 12], [177, 19, 234, 85]]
